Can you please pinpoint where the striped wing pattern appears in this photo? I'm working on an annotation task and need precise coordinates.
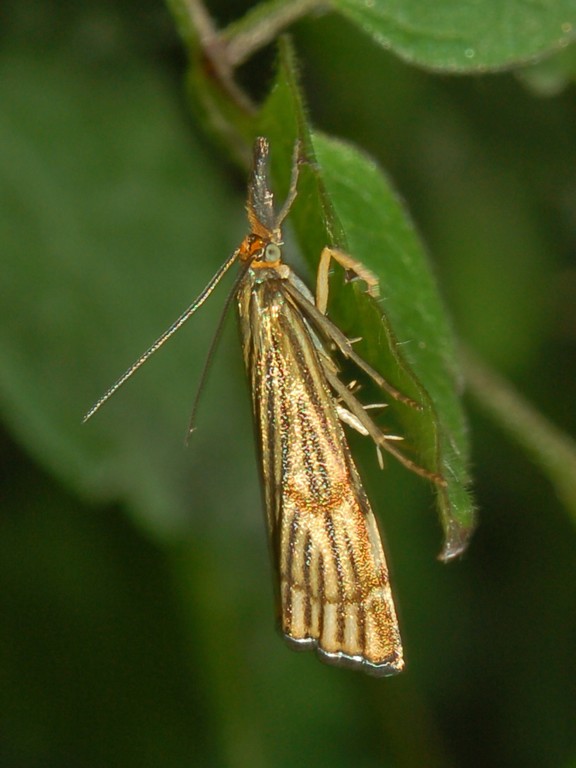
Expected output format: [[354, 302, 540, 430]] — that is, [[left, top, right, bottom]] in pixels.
[[237, 270, 403, 676]]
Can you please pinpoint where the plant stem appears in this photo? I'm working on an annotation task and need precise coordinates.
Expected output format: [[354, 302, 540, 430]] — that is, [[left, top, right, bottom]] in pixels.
[[168, 0, 329, 118], [222, 0, 330, 67], [461, 346, 576, 521], [171, 0, 255, 113]]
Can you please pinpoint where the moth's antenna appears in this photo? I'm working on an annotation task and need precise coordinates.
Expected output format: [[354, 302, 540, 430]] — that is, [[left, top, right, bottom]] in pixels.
[[185, 258, 252, 441], [83, 249, 239, 422]]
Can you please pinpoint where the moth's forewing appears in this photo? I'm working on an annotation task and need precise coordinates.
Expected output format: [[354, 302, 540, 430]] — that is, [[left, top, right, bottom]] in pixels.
[[237, 269, 403, 676]]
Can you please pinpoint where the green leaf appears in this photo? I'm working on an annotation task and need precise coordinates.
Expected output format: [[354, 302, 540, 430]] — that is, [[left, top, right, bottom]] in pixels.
[[314, 135, 475, 557], [257, 40, 474, 557], [333, 0, 576, 72], [0, 43, 250, 538]]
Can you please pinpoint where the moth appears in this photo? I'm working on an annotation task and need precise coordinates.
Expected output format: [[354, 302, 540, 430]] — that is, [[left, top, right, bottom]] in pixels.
[[85, 137, 439, 676]]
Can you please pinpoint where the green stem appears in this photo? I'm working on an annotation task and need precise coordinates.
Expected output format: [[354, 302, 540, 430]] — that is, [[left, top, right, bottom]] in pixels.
[[461, 346, 576, 521], [166, 0, 329, 124], [167, 0, 255, 113], [222, 0, 330, 67]]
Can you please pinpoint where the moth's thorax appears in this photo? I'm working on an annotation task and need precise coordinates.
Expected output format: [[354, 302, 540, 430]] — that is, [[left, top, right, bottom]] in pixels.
[[236, 261, 290, 325], [250, 264, 291, 286]]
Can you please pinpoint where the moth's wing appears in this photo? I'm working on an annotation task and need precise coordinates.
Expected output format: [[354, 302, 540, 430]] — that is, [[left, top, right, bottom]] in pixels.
[[238, 274, 403, 676]]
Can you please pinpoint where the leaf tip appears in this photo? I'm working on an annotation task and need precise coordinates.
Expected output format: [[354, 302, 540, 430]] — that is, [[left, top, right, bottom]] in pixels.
[[438, 518, 476, 562]]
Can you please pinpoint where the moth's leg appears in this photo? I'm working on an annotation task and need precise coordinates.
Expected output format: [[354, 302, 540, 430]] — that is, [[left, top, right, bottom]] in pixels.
[[316, 246, 380, 315], [321, 360, 444, 485]]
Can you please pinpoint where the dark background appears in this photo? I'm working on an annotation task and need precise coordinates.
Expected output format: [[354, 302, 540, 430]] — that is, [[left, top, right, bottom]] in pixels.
[[1, 1, 576, 766]]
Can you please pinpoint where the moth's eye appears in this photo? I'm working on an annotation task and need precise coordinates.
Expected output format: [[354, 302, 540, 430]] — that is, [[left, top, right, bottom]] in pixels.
[[264, 243, 281, 262]]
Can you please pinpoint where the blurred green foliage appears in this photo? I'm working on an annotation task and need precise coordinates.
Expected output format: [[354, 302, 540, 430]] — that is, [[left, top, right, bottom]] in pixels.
[[1, 1, 576, 767]]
